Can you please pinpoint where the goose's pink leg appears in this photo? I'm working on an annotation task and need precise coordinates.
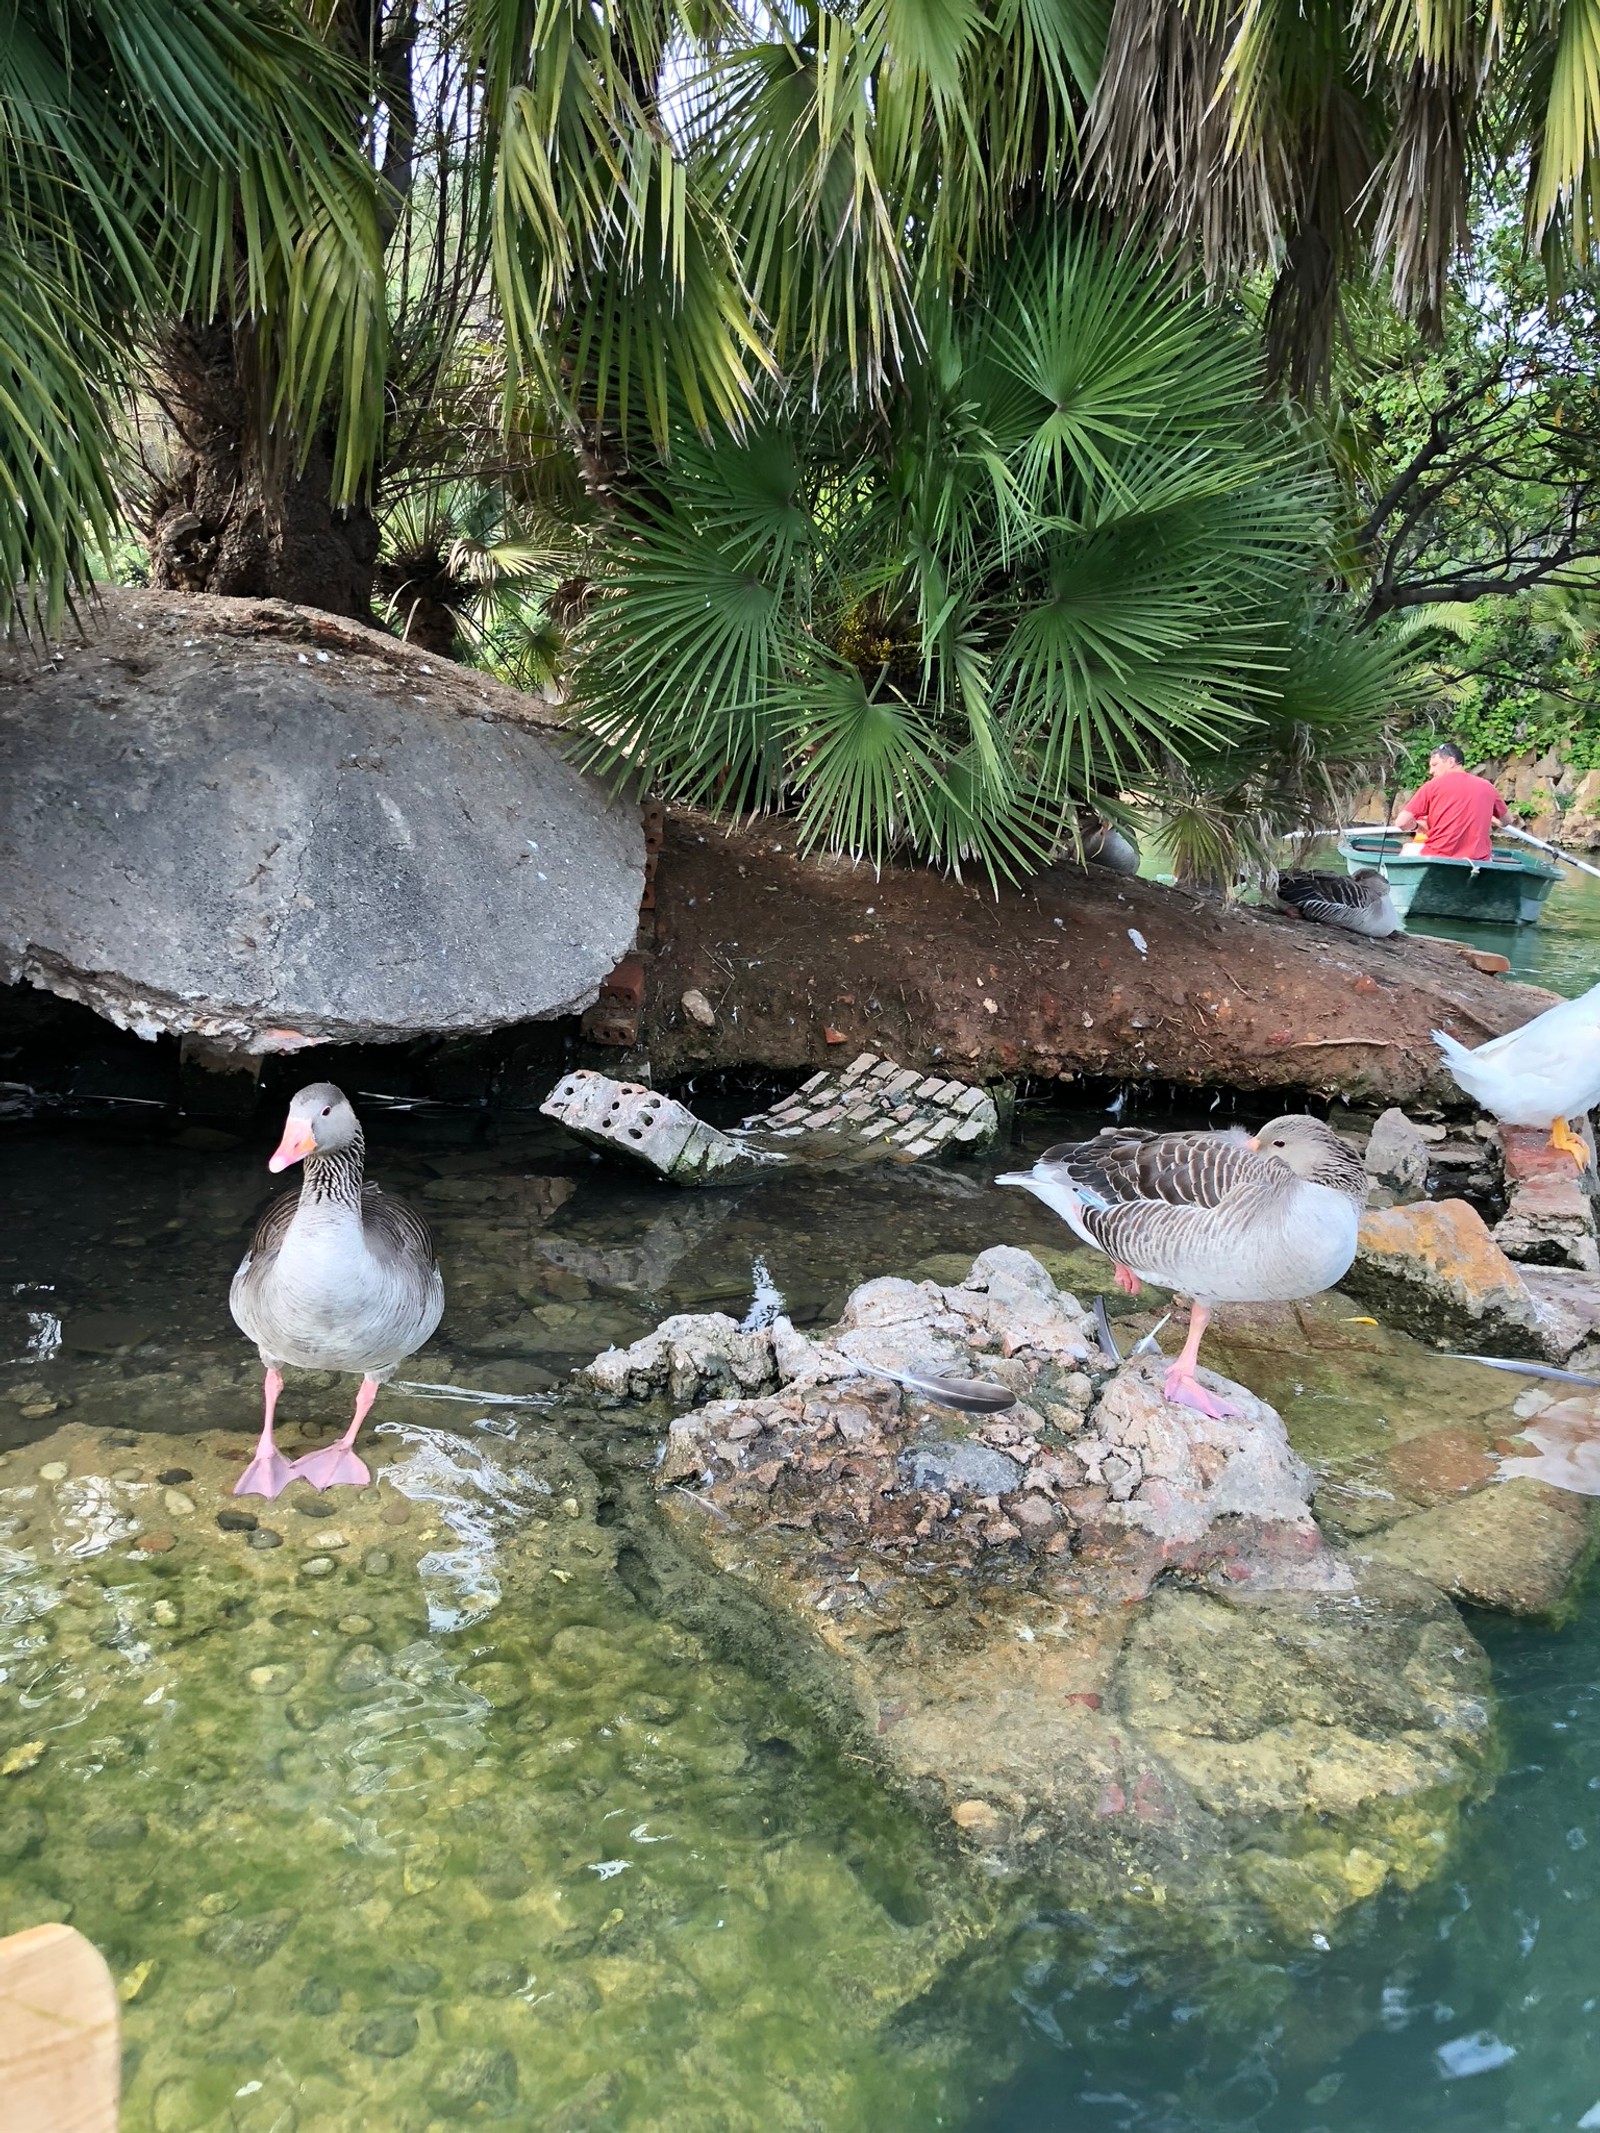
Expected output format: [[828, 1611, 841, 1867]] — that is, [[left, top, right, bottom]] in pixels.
[[289, 1375, 378, 1490], [1161, 1306, 1238, 1420], [235, 1368, 294, 1497]]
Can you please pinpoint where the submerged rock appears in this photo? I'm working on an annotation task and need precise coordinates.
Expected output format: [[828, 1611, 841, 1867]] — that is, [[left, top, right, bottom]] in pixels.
[[1178, 1290, 1600, 1620], [0, 1414, 1006, 2132], [429, 2046, 520, 2120], [1362, 1476, 1599, 1619], [610, 1250, 1494, 1939]]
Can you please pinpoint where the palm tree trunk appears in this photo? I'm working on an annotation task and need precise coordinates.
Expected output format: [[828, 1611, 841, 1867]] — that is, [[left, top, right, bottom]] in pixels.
[[144, 322, 379, 618]]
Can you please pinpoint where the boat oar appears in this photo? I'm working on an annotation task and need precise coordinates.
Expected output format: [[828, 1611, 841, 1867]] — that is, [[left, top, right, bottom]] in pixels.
[[1499, 822, 1600, 885]]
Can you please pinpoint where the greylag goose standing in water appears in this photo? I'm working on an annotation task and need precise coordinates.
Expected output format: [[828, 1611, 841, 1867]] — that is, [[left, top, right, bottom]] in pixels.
[[998, 1116, 1365, 1417], [230, 1083, 444, 1496], [1274, 867, 1400, 938]]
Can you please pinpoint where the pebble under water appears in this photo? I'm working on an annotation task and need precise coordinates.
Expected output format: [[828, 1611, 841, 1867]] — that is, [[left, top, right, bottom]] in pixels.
[[1, 1090, 1597, 2132]]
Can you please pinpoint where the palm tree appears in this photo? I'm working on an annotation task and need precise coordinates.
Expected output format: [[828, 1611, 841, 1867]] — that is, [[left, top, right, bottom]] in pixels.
[[0, 0, 385, 629], [1086, 0, 1600, 397], [570, 222, 1413, 879], [17, 1, 1600, 624]]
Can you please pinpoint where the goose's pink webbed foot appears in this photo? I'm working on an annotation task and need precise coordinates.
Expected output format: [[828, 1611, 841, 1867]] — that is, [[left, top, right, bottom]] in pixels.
[[1160, 1365, 1239, 1421], [289, 1375, 378, 1491], [235, 1368, 294, 1497], [1113, 1264, 1142, 1296], [291, 1442, 371, 1491], [1157, 1305, 1238, 1420]]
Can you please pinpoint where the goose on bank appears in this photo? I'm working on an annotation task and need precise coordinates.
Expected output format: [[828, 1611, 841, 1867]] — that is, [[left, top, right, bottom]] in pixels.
[[1274, 867, 1401, 939], [229, 1083, 445, 1497], [997, 1115, 1366, 1418]]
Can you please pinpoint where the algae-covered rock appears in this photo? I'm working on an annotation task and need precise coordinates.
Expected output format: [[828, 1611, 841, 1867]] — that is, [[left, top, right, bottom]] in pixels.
[[1201, 1290, 1599, 1619], [622, 1252, 1495, 1941], [1360, 1476, 1600, 1619], [1344, 1199, 1559, 1357]]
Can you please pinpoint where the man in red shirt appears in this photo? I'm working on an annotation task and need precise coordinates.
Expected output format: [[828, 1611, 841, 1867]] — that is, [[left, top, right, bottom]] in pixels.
[[1394, 741, 1508, 860]]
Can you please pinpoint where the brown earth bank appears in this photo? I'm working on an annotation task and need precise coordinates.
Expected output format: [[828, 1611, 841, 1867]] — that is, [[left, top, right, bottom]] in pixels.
[[631, 814, 1558, 1107]]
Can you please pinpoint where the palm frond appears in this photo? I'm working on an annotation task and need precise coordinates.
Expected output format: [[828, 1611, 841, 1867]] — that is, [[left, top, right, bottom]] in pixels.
[[570, 221, 1397, 878], [0, 0, 388, 622], [0, 251, 122, 627]]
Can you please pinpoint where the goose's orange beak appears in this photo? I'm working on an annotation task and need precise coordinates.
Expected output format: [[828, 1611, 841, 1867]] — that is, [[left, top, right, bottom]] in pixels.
[[268, 1119, 317, 1173]]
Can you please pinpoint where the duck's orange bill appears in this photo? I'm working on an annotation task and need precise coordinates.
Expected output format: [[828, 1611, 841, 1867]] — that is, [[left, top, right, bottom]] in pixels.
[[268, 1120, 317, 1173]]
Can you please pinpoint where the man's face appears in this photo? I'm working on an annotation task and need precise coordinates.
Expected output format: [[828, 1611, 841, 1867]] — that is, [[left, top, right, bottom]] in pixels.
[[1429, 751, 1455, 777]]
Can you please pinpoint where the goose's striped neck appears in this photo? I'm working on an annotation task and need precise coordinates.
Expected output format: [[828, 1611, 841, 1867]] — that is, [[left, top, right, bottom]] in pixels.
[[1303, 1143, 1366, 1201], [299, 1128, 366, 1212]]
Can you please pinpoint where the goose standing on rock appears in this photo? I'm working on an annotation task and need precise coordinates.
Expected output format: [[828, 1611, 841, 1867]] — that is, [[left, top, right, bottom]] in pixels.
[[998, 1116, 1366, 1418], [1433, 979, 1600, 1167], [230, 1084, 444, 1497], [1274, 867, 1401, 939]]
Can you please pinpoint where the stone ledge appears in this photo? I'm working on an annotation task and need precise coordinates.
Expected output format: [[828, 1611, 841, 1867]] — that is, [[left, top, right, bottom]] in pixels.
[[1345, 1199, 1600, 1361], [584, 1250, 1496, 1940], [1359, 1478, 1600, 1621]]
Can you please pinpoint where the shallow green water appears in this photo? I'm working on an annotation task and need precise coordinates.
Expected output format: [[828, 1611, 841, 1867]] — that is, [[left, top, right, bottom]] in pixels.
[[0, 1103, 1594, 2131], [974, 1581, 1600, 2133]]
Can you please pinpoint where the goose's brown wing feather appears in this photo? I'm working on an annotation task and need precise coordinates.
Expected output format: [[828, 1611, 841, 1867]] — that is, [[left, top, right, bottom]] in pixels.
[[1278, 868, 1368, 908], [1041, 1126, 1261, 1210], [242, 1189, 299, 1276], [360, 1181, 438, 1276], [1276, 869, 1386, 922]]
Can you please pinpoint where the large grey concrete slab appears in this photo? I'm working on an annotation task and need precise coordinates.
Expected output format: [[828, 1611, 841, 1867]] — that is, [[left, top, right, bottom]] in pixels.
[[0, 590, 644, 1051]]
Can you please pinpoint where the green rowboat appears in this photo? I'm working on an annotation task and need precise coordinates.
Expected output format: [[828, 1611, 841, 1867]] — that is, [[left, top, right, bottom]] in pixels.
[[1337, 825, 1562, 925]]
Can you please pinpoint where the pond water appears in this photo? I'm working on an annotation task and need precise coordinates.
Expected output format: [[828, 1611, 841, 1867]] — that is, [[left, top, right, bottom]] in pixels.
[[1406, 861, 1600, 1000], [0, 1081, 1594, 2132]]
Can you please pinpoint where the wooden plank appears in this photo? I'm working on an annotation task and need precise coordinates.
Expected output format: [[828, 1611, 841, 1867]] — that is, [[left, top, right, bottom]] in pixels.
[[0, 1923, 120, 2133]]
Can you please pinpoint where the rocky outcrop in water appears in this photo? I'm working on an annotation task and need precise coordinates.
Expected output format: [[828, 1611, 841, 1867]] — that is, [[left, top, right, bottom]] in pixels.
[[591, 1250, 1495, 1938], [1346, 1197, 1600, 1362], [1205, 1295, 1600, 1621], [0, 589, 644, 1051]]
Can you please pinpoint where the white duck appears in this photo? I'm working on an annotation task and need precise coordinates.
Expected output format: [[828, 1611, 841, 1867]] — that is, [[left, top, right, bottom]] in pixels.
[[1432, 979, 1600, 1166], [998, 1115, 1366, 1418], [229, 1084, 445, 1497]]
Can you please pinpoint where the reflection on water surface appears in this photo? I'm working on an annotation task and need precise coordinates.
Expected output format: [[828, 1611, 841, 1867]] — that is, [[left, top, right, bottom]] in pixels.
[[1390, 852, 1600, 1000]]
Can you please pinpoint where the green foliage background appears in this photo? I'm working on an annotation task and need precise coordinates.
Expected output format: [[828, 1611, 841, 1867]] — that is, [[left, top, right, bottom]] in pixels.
[[1396, 602, 1600, 788]]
